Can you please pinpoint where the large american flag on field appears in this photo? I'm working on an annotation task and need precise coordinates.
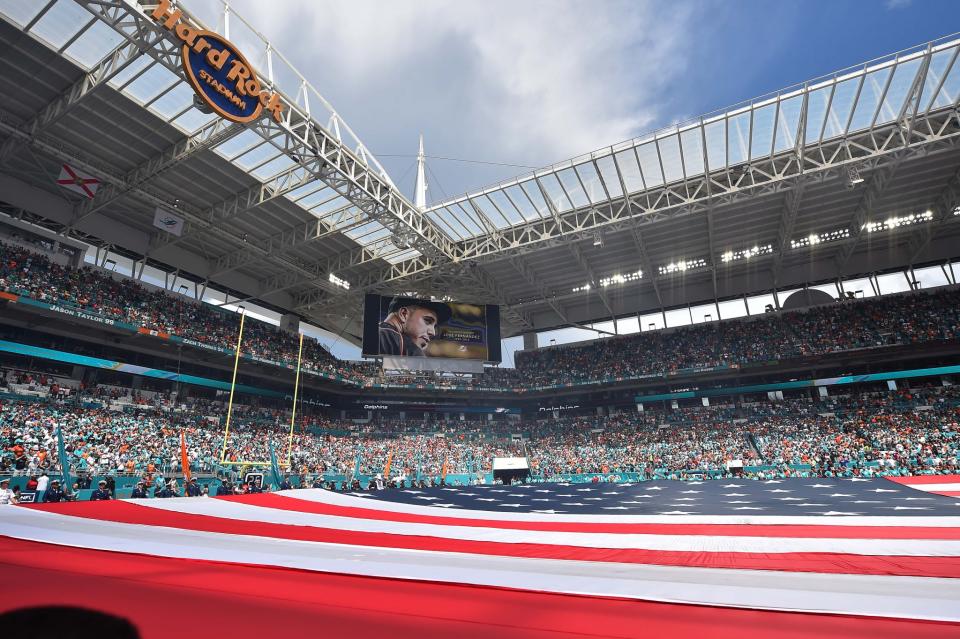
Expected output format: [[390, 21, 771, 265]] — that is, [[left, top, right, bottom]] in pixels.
[[2, 475, 960, 637]]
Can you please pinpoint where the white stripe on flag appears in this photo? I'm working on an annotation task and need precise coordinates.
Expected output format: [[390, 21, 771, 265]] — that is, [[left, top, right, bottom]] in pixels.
[[2, 506, 958, 622], [133, 498, 960, 556]]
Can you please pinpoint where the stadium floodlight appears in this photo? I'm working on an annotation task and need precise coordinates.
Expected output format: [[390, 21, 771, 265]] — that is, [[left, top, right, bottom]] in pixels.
[[658, 258, 707, 276], [845, 164, 865, 188], [790, 228, 849, 249], [720, 245, 772, 263], [599, 270, 642, 288], [329, 273, 350, 290], [592, 233, 603, 247], [865, 211, 933, 233]]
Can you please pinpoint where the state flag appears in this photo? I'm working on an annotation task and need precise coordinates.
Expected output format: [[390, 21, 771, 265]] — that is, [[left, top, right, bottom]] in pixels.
[[56, 163, 100, 199]]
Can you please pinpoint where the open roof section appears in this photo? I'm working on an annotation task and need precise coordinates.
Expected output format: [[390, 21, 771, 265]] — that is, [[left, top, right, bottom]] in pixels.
[[425, 33, 960, 242]]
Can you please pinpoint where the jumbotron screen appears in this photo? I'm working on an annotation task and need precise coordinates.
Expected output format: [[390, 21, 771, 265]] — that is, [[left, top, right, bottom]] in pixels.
[[362, 294, 501, 362]]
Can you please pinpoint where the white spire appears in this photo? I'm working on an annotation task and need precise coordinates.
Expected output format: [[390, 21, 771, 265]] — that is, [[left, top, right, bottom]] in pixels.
[[414, 133, 427, 210]]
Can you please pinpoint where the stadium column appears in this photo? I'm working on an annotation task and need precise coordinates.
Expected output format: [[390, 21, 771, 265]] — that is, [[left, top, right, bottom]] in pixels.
[[522, 333, 537, 351]]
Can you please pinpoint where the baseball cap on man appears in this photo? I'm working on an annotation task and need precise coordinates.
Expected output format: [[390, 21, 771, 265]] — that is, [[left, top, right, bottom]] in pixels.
[[386, 296, 452, 324]]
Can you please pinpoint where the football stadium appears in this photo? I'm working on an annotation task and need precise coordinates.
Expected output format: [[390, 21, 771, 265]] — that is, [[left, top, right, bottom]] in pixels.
[[2, 0, 960, 636]]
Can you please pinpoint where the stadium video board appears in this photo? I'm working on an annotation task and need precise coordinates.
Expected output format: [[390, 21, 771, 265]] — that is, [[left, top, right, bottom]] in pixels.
[[362, 294, 501, 362]]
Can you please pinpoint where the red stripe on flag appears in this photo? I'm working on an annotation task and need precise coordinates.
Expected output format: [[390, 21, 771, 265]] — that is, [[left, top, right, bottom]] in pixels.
[[218, 493, 960, 540], [24, 501, 960, 578], [2, 536, 956, 639], [888, 475, 960, 485]]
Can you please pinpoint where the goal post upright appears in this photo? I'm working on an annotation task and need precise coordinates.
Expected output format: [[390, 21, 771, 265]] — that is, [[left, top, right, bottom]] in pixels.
[[287, 332, 304, 468], [220, 309, 246, 464]]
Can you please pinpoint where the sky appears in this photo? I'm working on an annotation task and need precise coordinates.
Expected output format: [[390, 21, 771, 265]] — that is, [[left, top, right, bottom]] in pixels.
[[222, 0, 960, 204]]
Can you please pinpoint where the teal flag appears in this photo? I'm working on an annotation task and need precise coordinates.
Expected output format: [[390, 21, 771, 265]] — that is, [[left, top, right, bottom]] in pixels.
[[56, 427, 71, 492], [351, 444, 364, 481], [268, 440, 283, 490]]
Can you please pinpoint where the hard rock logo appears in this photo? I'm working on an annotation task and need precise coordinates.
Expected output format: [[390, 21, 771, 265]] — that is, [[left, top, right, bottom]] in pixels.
[[149, 0, 285, 124]]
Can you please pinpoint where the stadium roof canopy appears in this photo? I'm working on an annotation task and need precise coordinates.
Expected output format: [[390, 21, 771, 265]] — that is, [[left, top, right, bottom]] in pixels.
[[1, 0, 960, 343]]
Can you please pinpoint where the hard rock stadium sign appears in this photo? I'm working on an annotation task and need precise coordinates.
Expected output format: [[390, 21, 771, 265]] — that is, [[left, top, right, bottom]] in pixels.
[[148, 0, 285, 124]]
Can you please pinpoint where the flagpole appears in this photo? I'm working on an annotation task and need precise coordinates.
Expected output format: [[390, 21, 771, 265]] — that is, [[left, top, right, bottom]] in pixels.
[[287, 332, 303, 469], [220, 309, 246, 463]]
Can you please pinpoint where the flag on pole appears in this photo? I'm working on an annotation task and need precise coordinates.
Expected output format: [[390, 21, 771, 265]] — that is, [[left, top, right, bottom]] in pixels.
[[56, 163, 100, 199], [352, 446, 363, 482], [180, 431, 191, 495], [56, 427, 71, 493], [382, 450, 393, 481], [269, 440, 283, 490], [153, 207, 185, 236]]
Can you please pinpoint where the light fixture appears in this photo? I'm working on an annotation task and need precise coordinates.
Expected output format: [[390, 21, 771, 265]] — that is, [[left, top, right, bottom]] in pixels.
[[592, 233, 603, 247], [790, 228, 849, 249], [721, 244, 773, 263], [845, 164, 865, 187], [329, 273, 350, 290], [658, 258, 707, 276], [865, 210, 933, 233]]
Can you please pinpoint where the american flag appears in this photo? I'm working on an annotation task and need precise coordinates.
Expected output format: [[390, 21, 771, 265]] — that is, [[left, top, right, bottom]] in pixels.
[[1, 475, 959, 637]]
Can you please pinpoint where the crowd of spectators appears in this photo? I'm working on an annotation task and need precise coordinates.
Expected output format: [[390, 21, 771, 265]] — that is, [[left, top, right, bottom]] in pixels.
[[2, 240, 960, 391], [511, 289, 960, 387], [2, 385, 957, 491], [0, 241, 366, 381]]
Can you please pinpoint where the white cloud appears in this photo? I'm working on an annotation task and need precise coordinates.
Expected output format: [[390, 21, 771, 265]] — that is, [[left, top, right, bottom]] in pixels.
[[218, 0, 697, 197]]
